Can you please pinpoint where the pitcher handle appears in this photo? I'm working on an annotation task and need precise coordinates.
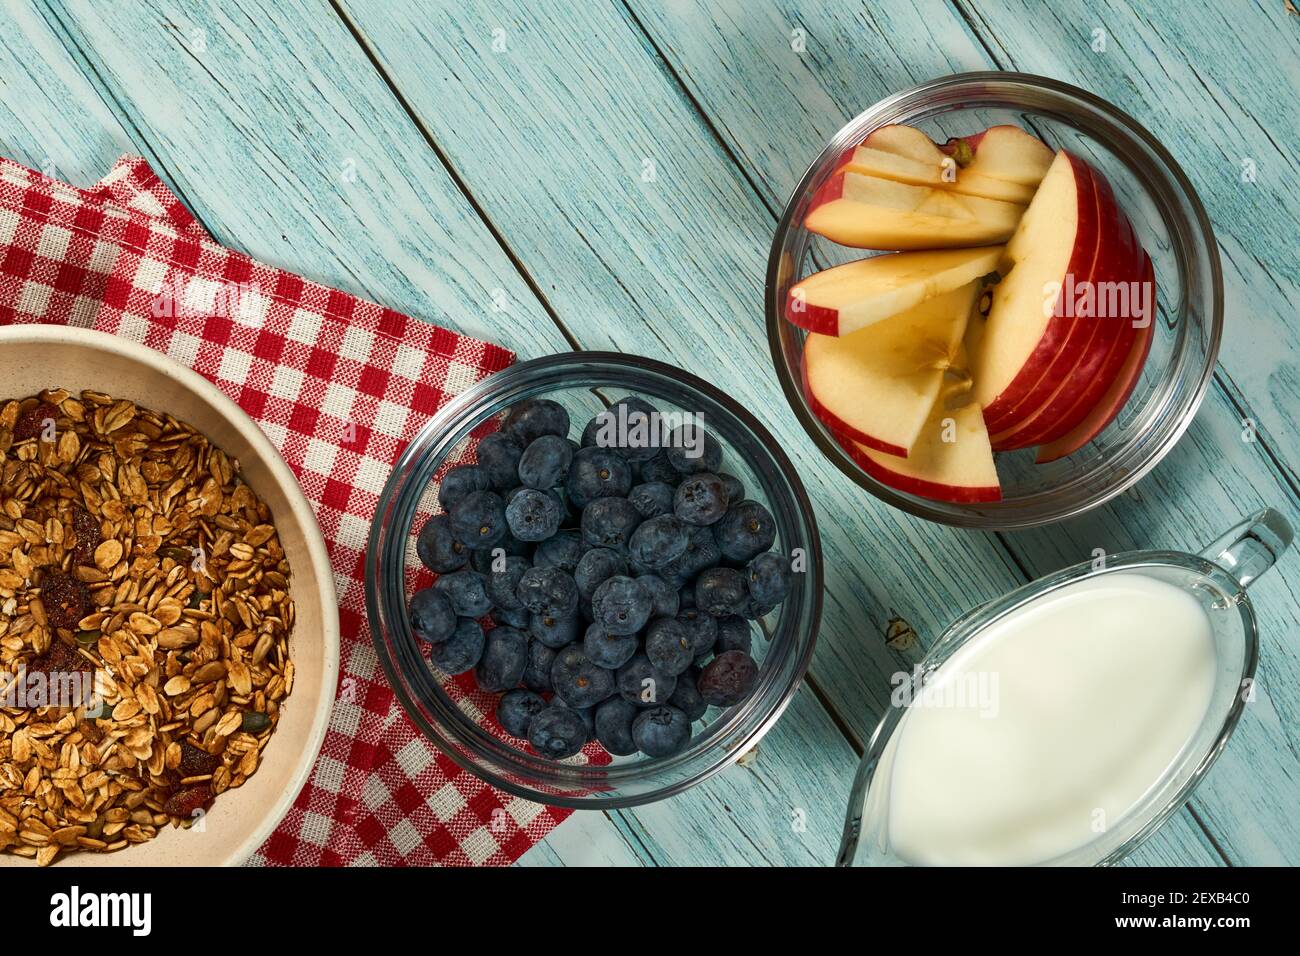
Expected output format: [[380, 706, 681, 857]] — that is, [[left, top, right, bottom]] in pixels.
[[1199, 508, 1293, 590]]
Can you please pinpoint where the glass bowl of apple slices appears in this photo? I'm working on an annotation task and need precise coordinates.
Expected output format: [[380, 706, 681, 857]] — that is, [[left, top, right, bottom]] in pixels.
[[767, 72, 1222, 528]]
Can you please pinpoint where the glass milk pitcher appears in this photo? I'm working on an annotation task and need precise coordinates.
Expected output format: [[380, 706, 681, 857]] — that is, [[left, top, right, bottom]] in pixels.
[[838, 508, 1293, 867]]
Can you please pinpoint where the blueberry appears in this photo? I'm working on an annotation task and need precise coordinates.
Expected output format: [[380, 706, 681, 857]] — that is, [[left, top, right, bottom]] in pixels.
[[662, 526, 722, 587], [503, 399, 570, 445], [594, 697, 640, 756], [580, 497, 641, 550], [438, 464, 490, 512], [409, 587, 456, 645], [676, 607, 718, 658], [566, 447, 632, 509], [674, 473, 728, 526], [715, 615, 753, 655], [632, 706, 692, 758], [628, 481, 675, 519], [746, 552, 790, 606], [533, 530, 585, 573], [485, 555, 530, 612], [470, 532, 529, 573], [697, 650, 759, 706], [741, 599, 777, 621], [582, 621, 639, 669], [580, 397, 662, 462], [476, 432, 524, 490], [639, 451, 680, 485], [474, 626, 529, 692], [550, 645, 616, 709], [429, 618, 485, 674], [516, 566, 579, 618], [574, 547, 628, 601], [449, 490, 508, 548], [616, 653, 677, 707], [719, 473, 745, 503], [523, 641, 558, 692], [628, 514, 689, 569], [591, 575, 652, 636], [415, 514, 469, 573], [529, 611, 581, 649], [497, 689, 546, 738], [636, 573, 680, 619], [668, 668, 708, 721], [494, 605, 530, 629], [558, 702, 596, 742], [527, 704, 588, 759], [666, 424, 722, 474], [694, 566, 748, 617], [518, 434, 574, 489], [505, 488, 563, 542], [433, 569, 492, 617], [644, 617, 695, 676], [715, 500, 777, 563]]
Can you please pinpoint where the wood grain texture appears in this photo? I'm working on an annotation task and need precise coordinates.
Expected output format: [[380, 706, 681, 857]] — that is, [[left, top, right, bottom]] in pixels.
[[625, 0, 1299, 864], [26, 0, 861, 867], [338, 0, 1231, 865], [30, 0, 564, 353]]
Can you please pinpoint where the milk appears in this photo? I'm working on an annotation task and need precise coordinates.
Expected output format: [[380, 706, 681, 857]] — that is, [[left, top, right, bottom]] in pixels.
[[885, 572, 1217, 866]]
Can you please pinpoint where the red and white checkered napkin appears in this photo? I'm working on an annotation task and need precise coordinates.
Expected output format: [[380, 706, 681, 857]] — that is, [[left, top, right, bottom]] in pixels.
[[0, 154, 574, 865]]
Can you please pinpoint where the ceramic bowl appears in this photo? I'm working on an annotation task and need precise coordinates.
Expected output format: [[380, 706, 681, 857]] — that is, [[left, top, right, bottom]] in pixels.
[[0, 325, 339, 866]]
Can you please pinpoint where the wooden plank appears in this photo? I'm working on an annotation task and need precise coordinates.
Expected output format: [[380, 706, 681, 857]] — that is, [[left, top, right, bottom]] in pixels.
[[338, 0, 1227, 865], [516, 810, 646, 867], [624, 0, 1297, 864], [27, 0, 564, 354], [37, 0, 861, 867]]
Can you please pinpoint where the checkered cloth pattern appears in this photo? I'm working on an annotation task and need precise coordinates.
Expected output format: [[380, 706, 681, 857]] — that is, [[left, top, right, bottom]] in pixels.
[[0, 154, 576, 865]]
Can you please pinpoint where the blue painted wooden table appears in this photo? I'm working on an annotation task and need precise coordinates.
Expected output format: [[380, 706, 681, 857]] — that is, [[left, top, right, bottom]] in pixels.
[[5, 0, 1296, 866]]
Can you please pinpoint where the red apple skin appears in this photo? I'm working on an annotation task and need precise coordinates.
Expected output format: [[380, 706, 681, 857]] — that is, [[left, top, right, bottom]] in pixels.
[[1024, 236, 1147, 446], [832, 431, 1002, 504], [800, 353, 911, 456], [1000, 226, 1144, 450], [1035, 255, 1156, 463], [785, 294, 840, 334], [979, 153, 1102, 431], [990, 177, 1143, 449]]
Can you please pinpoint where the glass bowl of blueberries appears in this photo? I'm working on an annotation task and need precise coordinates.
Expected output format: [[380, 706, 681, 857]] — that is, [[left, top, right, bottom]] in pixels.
[[365, 352, 823, 808]]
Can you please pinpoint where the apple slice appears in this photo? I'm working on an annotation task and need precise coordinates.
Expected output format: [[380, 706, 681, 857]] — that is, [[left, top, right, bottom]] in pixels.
[[971, 150, 1100, 428], [785, 246, 1003, 337], [987, 173, 1143, 447], [1035, 255, 1156, 463], [801, 281, 980, 455], [837, 126, 1038, 204], [945, 125, 1056, 186], [836, 391, 1001, 503], [805, 169, 1025, 249]]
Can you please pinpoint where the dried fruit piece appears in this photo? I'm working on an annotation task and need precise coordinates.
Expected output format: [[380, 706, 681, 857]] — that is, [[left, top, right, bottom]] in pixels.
[[177, 741, 220, 778], [28, 638, 92, 677], [13, 401, 58, 441], [40, 570, 92, 631], [162, 785, 213, 819], [70, 506, 102, 565]]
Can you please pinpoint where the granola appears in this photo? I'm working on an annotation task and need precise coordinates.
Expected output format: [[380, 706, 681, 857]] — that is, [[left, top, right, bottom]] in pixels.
[[0, 388, 294, 865]]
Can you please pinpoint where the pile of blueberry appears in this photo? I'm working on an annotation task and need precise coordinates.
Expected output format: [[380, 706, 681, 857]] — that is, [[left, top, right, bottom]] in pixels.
[[407, 396, 792, 761]]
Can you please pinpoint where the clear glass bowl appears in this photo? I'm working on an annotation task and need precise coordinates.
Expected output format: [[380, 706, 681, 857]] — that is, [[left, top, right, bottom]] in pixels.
[[365, 353, 823, 808], [766, 72, 1223, 528]]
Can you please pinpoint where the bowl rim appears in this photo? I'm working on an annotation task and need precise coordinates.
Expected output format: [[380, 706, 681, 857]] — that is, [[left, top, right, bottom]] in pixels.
[[0, 324, 340, 865], [365, 350, 824, 808], [765, 70, 1225, 529]]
